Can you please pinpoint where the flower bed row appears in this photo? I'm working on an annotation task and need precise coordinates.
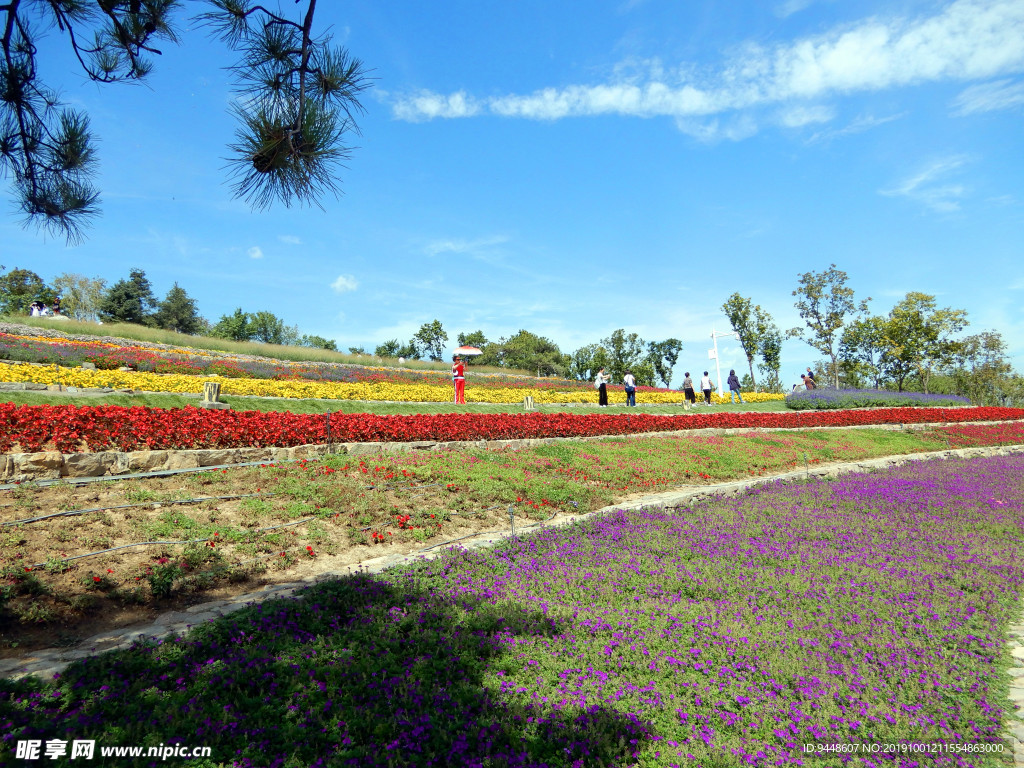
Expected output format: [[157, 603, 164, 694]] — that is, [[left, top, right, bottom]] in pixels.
[[0, 361, 785, 404], [786, 386, 969, 409], [4, 402, 1022, 453]]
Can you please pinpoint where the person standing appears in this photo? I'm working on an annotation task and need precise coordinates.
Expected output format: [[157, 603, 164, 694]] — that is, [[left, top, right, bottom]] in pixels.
[[452, 355, 466, 404], [623, 370, 636, 407], [595, 367, 610, 407], [682, 372, 696, 408], [806, 367, 815, 384], [727, 369, 744, 404], [700, 371, 714, 406]]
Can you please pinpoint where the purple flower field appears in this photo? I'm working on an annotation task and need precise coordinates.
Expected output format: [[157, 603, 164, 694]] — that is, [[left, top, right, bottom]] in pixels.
[[3, 455, 1023, 767]]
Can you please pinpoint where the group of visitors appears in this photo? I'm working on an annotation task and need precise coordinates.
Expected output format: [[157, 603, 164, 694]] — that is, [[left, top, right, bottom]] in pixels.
[[682, 370, 742, 407], [593, 366, 749, 408], [29, 298, 60, 317], [593, 365, 820, 407], [450, 354, 818, 408]]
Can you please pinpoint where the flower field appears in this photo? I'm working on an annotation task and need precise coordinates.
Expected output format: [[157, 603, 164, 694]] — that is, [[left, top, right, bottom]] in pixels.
[[0, 359, 785, 405], [786, 387, 970, 409], [4, 402, 1023, 453], [3, 453, 1022, 767]]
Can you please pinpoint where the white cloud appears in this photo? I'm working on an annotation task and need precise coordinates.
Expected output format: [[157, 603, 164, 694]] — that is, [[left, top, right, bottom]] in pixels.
[[331, 274, 359, 293], [424, 235, 509, 256], [880, 155, 970, 212], [777, 104, 836, 127], [808, 111, 906, 141], [247, 246, 263, 259], [391, 90, 480, 122], [775, 0, 818, 18], [674, 114, 759, 143], [392, 0, 1024, 131], [952, 78, 1024, 114], [278, 235, 303, 245]]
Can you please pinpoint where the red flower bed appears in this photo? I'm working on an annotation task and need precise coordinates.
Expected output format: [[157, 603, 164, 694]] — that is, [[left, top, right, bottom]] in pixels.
[[4, 403, 1024, 454]]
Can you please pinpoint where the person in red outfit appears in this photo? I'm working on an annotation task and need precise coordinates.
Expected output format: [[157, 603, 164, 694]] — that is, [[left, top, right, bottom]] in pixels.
[[452, 355, 466, 404]]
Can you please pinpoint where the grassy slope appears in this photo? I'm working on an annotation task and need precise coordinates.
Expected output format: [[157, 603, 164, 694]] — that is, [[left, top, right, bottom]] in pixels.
[[9, 316, 530, 375]]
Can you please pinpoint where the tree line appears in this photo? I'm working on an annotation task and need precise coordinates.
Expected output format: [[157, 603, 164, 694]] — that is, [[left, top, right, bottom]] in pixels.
[[0, 266, 339, 351], [726, 264, 1022, 406]]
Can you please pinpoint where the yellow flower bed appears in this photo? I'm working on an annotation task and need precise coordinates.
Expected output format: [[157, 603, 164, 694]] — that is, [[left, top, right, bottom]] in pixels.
[[0, 363, 785, 405]]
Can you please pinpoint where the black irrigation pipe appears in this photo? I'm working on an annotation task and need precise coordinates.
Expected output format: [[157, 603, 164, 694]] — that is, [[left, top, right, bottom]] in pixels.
[[2, 493, 278, 528], [0, 458, 304, 491], [25, 517, 319, 570]]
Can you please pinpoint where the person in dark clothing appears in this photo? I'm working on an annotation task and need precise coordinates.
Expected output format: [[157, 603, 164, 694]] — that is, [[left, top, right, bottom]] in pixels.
[[727, 369, 744, 404], [682, 372, 696, 408]]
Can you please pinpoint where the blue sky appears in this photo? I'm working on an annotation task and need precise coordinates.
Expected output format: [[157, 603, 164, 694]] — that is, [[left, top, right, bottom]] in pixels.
[[5, 0, 1024, 388]]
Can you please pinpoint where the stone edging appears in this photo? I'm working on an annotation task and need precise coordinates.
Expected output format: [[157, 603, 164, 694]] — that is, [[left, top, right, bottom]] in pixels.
[[3, 443, 1023, 682], [3, 419, 1018, 483]]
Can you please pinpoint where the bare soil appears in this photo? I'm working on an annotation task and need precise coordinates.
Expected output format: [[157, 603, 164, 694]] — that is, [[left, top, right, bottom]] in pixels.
[[0, 459, 565, 657]]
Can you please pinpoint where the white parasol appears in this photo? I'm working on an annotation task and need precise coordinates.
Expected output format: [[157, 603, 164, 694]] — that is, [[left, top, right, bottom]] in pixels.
[[453, 345, 483, 358]]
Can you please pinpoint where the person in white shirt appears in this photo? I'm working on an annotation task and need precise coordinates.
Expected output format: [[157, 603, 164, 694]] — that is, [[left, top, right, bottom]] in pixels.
[[700, 371, 714, 406], [623, 371, 636, 407], [595, 367, 611, 407]]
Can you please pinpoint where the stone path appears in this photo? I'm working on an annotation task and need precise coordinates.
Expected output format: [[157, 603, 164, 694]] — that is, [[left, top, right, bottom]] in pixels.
[[3, 444, 1024, 762]]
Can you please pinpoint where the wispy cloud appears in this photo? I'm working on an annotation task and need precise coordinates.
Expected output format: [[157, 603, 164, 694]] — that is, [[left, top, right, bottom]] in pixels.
[[247, 246, 263, 259], [880, 156, 970, 212], [423, 235, 509, 257], [331, 274, 359, 293], [808, 111, 905, 141], [393, 0, 1024, 133], [777, 104, 836, 127], [775, 0, 819, 18], [278, 235, 303, 245], [952, 78, 1024, 114]]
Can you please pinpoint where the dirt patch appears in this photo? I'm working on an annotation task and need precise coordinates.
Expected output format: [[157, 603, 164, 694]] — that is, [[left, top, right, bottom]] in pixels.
[[0, 458, 562, 656]]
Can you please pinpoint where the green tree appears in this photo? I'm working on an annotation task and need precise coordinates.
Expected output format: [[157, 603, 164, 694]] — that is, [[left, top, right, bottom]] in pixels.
[[0, 268, 56, 314], [601, 329, 647, 384], [98, 268, 158, 324], [51, 273, 107, 322], [211, 308, 253, 341], [347, 346, 366, 355], [374, 339, 401, 358], [396, 341, 420, 360], [839, 315, 888, 389], [789, 264, 870, 387], [568, 343, 610, 383], [154, 283, 202, 334], [248, 311, 292, 345], [457, 330, 489, 347], [758, 323, 784, 393], [412, 320, 448, 361], [296, 335, 337, 350], [477, 330, 565, 376], [2, 1, 370, 243], [946, 331, 1011, 405], [721, 293, 778, 390], [881, 292, 968, 393], [646, 339, 683, 388]]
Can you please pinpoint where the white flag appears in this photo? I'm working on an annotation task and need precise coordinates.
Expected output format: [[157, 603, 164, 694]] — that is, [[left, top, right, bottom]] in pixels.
[[707, 348, 717, 360]]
